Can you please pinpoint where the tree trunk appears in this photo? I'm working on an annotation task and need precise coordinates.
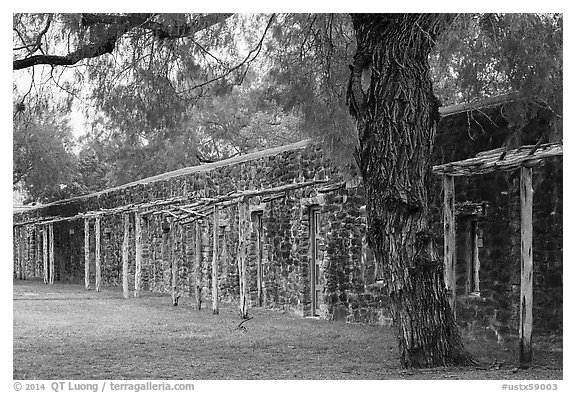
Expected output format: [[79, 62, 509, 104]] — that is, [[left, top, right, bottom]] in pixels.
[[348, 14, 474, 368]]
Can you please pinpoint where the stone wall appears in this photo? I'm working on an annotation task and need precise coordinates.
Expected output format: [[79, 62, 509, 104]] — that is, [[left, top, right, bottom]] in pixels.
[[433, 106, 563, 342], [13, 104, 562, 341]]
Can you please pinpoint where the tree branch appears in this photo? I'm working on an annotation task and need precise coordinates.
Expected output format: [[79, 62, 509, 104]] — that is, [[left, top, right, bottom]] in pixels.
[[13, 13, 233, 70], [13, 14, 53, 54]]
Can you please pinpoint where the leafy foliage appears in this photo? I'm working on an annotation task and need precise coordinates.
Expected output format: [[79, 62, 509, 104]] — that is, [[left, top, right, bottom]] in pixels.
[[13, 13, 563, 203], [431, 13, 562, 139], [13, 104, 78, 203], [192, 81, 305, 161], [261, 14, 358, 162]]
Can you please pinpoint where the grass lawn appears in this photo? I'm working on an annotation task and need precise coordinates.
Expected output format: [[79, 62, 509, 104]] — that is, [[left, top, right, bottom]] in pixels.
[[13, 279, 562, 380]]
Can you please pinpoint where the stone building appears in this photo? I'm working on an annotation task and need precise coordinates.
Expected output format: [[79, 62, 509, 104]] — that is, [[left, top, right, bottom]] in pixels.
[[13, 94, 562, 346]]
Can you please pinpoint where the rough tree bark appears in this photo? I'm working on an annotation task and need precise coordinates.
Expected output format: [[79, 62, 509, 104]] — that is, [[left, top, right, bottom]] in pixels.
[[347, 14, 474, 368]]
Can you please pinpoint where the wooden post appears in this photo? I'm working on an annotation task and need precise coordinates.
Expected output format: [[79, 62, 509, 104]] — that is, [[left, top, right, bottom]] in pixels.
[[211, 206, 220, 315], [23, 227, 28, 280], [134, 212, 142, 298], [42, 226, 48, 284], [35, 226, 41, 278], [443, 175, 456, 314], [13, 227, 18, 279], [472, 221, 481, 294], [84, 218, 90, 290], [18, 226, 26, 280], [14, 227, 19, 279], [194, 221, 203, 310], [255, 213, 263, 307], [48, 223, 54, 285], [171, 220, 179, 306], [122, 213, 130, 299], [519, 166, 534, 365], [463, 220, 472, 294], [237, 201, 249, 319], [95, 217, 102, 292]]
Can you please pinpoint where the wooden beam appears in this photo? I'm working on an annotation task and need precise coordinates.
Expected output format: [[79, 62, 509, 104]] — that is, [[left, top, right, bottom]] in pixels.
[[443, 176, 456, 315], [237, 200, 249, 319], [134, 212, 143, 298], [211, 206, 219, 315], [95, 217, 101, 292], [438, 91, 521, 117], [122, 213, 130, 298], [42, 226, 48, 284], [194, 221, 202, 310], [48, 223, 54, 285], [84, 218, 90, 290], [433, 142, 562, 177], [177, 179, 330, 224], [519, 166, 534, 366], [13, 179, 333, 228]]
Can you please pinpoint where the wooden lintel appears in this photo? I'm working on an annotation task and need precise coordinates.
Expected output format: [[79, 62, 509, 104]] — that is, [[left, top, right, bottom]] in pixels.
[[456, 202, 487, 217]]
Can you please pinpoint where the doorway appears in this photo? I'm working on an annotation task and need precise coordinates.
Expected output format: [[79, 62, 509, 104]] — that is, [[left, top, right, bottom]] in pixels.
[[309, 206, 321, 316]]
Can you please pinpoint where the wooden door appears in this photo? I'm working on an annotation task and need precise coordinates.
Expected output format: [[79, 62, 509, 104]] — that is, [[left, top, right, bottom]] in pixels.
[[310, 207, 321, 316]]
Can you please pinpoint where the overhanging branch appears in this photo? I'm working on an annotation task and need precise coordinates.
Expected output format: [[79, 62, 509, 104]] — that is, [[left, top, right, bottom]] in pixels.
[[13, 13, 233, 70]]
